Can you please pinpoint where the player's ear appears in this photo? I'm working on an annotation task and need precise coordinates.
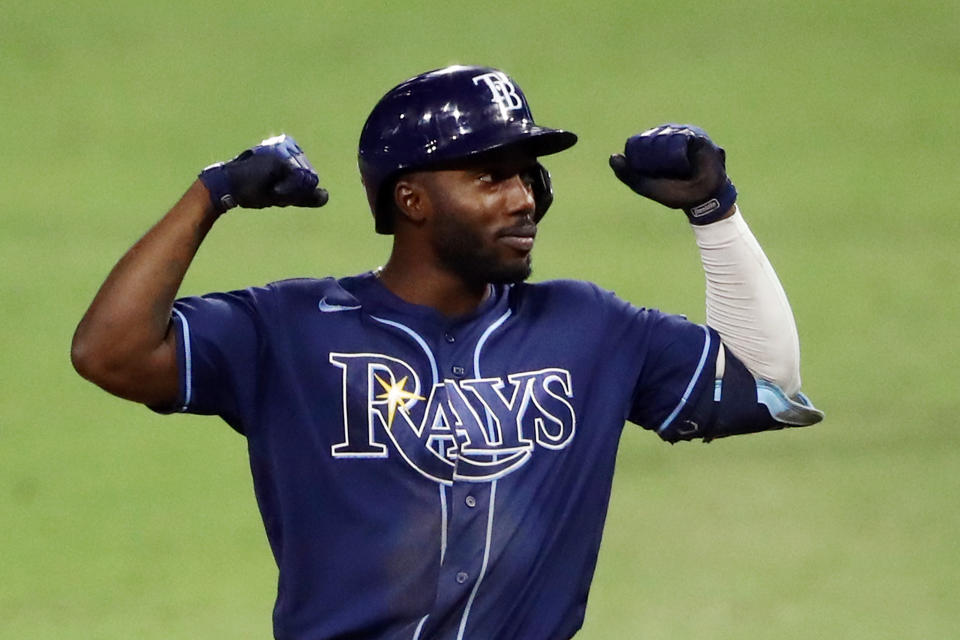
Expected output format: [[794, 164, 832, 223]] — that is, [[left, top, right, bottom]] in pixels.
[[393, 175, 430, 226]]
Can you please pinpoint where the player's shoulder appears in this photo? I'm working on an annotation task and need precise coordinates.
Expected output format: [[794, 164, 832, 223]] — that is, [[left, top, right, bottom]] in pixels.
[[179, 276, 352, 315], [514, 278, 678, 328], [508, 279, 630, 325], [262, 275, 363, 309], [264, 276, 341, 295], [514, 278, 621, 308]]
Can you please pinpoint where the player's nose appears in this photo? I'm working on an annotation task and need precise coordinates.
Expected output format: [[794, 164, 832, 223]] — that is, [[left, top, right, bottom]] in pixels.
[[504, 173, 536, 217]]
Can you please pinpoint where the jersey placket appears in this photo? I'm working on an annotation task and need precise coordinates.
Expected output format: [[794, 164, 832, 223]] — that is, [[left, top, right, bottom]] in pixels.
[[430, 322, 497, 639]]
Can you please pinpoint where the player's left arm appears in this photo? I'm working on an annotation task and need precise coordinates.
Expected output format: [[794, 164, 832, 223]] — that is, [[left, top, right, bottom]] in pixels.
[[611, 124, 822, 441]]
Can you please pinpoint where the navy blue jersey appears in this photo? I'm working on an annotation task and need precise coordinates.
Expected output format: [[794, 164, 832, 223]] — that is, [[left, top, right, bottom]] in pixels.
[[166, 271, 721, 640]]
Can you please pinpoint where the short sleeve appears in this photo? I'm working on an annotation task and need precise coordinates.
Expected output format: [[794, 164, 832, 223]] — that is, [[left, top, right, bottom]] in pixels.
[[625, 311, 721, 437], [167, 288, 265, 432]]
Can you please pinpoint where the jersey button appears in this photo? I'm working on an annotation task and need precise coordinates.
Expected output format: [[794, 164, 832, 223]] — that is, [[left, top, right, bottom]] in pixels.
[[465, 495, 477, 508], [452, 365, 465, 377], [444, 333, 456, 343], [456, 571, 469, 584]]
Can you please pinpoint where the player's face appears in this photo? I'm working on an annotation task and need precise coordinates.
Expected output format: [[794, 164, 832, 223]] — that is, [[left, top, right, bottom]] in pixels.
[[420, 151, 539, 286]]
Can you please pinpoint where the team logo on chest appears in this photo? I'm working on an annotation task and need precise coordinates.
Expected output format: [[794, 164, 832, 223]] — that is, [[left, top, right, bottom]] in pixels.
[[329, 353, 576, 483]]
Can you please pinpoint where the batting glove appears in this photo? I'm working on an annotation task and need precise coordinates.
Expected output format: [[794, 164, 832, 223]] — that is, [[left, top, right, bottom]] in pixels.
[[199, 134, 329, 214], [609, 124, 736, 225]]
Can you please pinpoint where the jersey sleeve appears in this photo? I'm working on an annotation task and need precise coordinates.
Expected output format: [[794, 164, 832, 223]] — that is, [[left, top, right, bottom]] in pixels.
[[163, 288, 266, 432], [610, 295, 823, 443], [624, 310, 722, 438]]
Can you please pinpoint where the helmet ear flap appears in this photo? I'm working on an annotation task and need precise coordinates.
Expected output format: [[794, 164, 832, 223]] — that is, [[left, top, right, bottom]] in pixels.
[[532, 162, 554, 222], [372, 176, 398, 234]]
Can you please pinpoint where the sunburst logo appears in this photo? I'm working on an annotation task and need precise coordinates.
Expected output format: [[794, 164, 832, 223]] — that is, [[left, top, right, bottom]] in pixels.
[[374, 374, 425, 428]]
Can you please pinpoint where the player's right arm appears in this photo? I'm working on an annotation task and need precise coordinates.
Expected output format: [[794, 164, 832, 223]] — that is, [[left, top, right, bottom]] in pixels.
[[71, 135, 328, 408], [71, 180, 217, 407]]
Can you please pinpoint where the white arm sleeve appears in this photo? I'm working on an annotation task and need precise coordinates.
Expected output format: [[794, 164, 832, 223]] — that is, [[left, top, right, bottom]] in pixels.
[[691, 206, 802, 397]]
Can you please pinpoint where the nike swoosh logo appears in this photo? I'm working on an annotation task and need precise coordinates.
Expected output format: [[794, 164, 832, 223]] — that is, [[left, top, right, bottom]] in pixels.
[[318, 298, 362, 313]]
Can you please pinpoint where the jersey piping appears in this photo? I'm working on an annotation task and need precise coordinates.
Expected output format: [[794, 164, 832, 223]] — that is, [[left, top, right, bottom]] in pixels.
[[368, 313, 447, 640], [172, 308, 193, 412], [456, 306, 512, 639], [457, 480, 497, 640], [370, 315, 440, 385], [657, 324, 711, 434], [474, 307, 514, 442]]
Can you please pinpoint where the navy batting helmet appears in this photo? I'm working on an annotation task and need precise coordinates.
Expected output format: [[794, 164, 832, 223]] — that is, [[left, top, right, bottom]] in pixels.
[[358, 65, 578, 234]]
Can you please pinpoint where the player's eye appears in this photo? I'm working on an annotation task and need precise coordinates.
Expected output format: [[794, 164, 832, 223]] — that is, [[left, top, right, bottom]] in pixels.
[[475, 165, 535, 187], [520, 169, 536, 189]]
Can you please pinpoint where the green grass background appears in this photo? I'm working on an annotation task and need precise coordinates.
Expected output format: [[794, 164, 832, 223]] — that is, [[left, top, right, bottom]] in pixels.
[[2, 0, 958, 637]]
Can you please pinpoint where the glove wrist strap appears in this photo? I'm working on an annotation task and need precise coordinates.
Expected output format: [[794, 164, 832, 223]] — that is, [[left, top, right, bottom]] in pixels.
[[198, 164, 237, 213], [684, 179, 737, 225]]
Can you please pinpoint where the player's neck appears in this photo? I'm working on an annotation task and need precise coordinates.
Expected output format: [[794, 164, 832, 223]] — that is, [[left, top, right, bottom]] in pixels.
[[376, 255, 490, 318]]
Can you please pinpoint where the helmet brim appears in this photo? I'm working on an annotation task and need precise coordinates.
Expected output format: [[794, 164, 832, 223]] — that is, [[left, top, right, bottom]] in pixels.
[[410, 126, 578, 173], [515, 127, 578, 157]]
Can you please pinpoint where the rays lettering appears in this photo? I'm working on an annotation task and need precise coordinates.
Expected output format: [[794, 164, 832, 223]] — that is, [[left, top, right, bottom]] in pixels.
[[329, 353, 576, 483]]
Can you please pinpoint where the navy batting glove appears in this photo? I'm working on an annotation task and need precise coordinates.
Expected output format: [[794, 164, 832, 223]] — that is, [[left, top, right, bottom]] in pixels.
[[199, 135, 329, 214], [609, 124, 737, 225]]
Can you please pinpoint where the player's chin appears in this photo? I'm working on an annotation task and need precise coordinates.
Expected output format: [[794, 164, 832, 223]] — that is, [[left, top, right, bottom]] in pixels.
[[442, 243, 532, 285], [488, 253, 533, 284]]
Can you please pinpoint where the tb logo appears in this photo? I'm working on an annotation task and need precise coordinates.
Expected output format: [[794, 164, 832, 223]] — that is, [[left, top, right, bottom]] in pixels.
[[329, 353, 577, 483], [472, 71, 525, 117]]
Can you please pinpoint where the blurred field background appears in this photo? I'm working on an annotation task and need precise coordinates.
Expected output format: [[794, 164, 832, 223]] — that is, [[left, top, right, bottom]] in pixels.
[[2, 0, 958, 637]]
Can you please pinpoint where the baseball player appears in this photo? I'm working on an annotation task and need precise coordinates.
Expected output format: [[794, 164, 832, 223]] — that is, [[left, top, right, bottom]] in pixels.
[[72, 65, 822, 639]]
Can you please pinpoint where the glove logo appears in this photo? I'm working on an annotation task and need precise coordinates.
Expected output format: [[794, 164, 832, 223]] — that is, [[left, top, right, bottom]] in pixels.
[[472, 71, 524, 118], [328, 352, 577, 484], [689, 198, 720, 218]]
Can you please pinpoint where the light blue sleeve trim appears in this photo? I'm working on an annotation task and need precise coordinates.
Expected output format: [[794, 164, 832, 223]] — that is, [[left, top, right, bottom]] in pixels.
[[657, 325, 712, 435], [171, 308, 193, 412], [756, 380, 824, 426]]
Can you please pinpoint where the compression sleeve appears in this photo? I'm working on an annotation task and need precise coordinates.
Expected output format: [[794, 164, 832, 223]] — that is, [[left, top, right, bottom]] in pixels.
[[692, 206, 802, 397]]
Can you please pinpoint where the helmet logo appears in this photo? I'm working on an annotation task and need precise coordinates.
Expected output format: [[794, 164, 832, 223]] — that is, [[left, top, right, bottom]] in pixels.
[[472, 71, 524, 117]]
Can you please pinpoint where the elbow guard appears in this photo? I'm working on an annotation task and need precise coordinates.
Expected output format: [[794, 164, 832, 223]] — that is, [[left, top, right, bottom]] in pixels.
[[658, 347, 823, 444]]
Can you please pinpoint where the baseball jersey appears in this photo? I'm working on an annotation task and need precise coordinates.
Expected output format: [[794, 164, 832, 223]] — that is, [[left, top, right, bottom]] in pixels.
[[165, 271, 722, 640]]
